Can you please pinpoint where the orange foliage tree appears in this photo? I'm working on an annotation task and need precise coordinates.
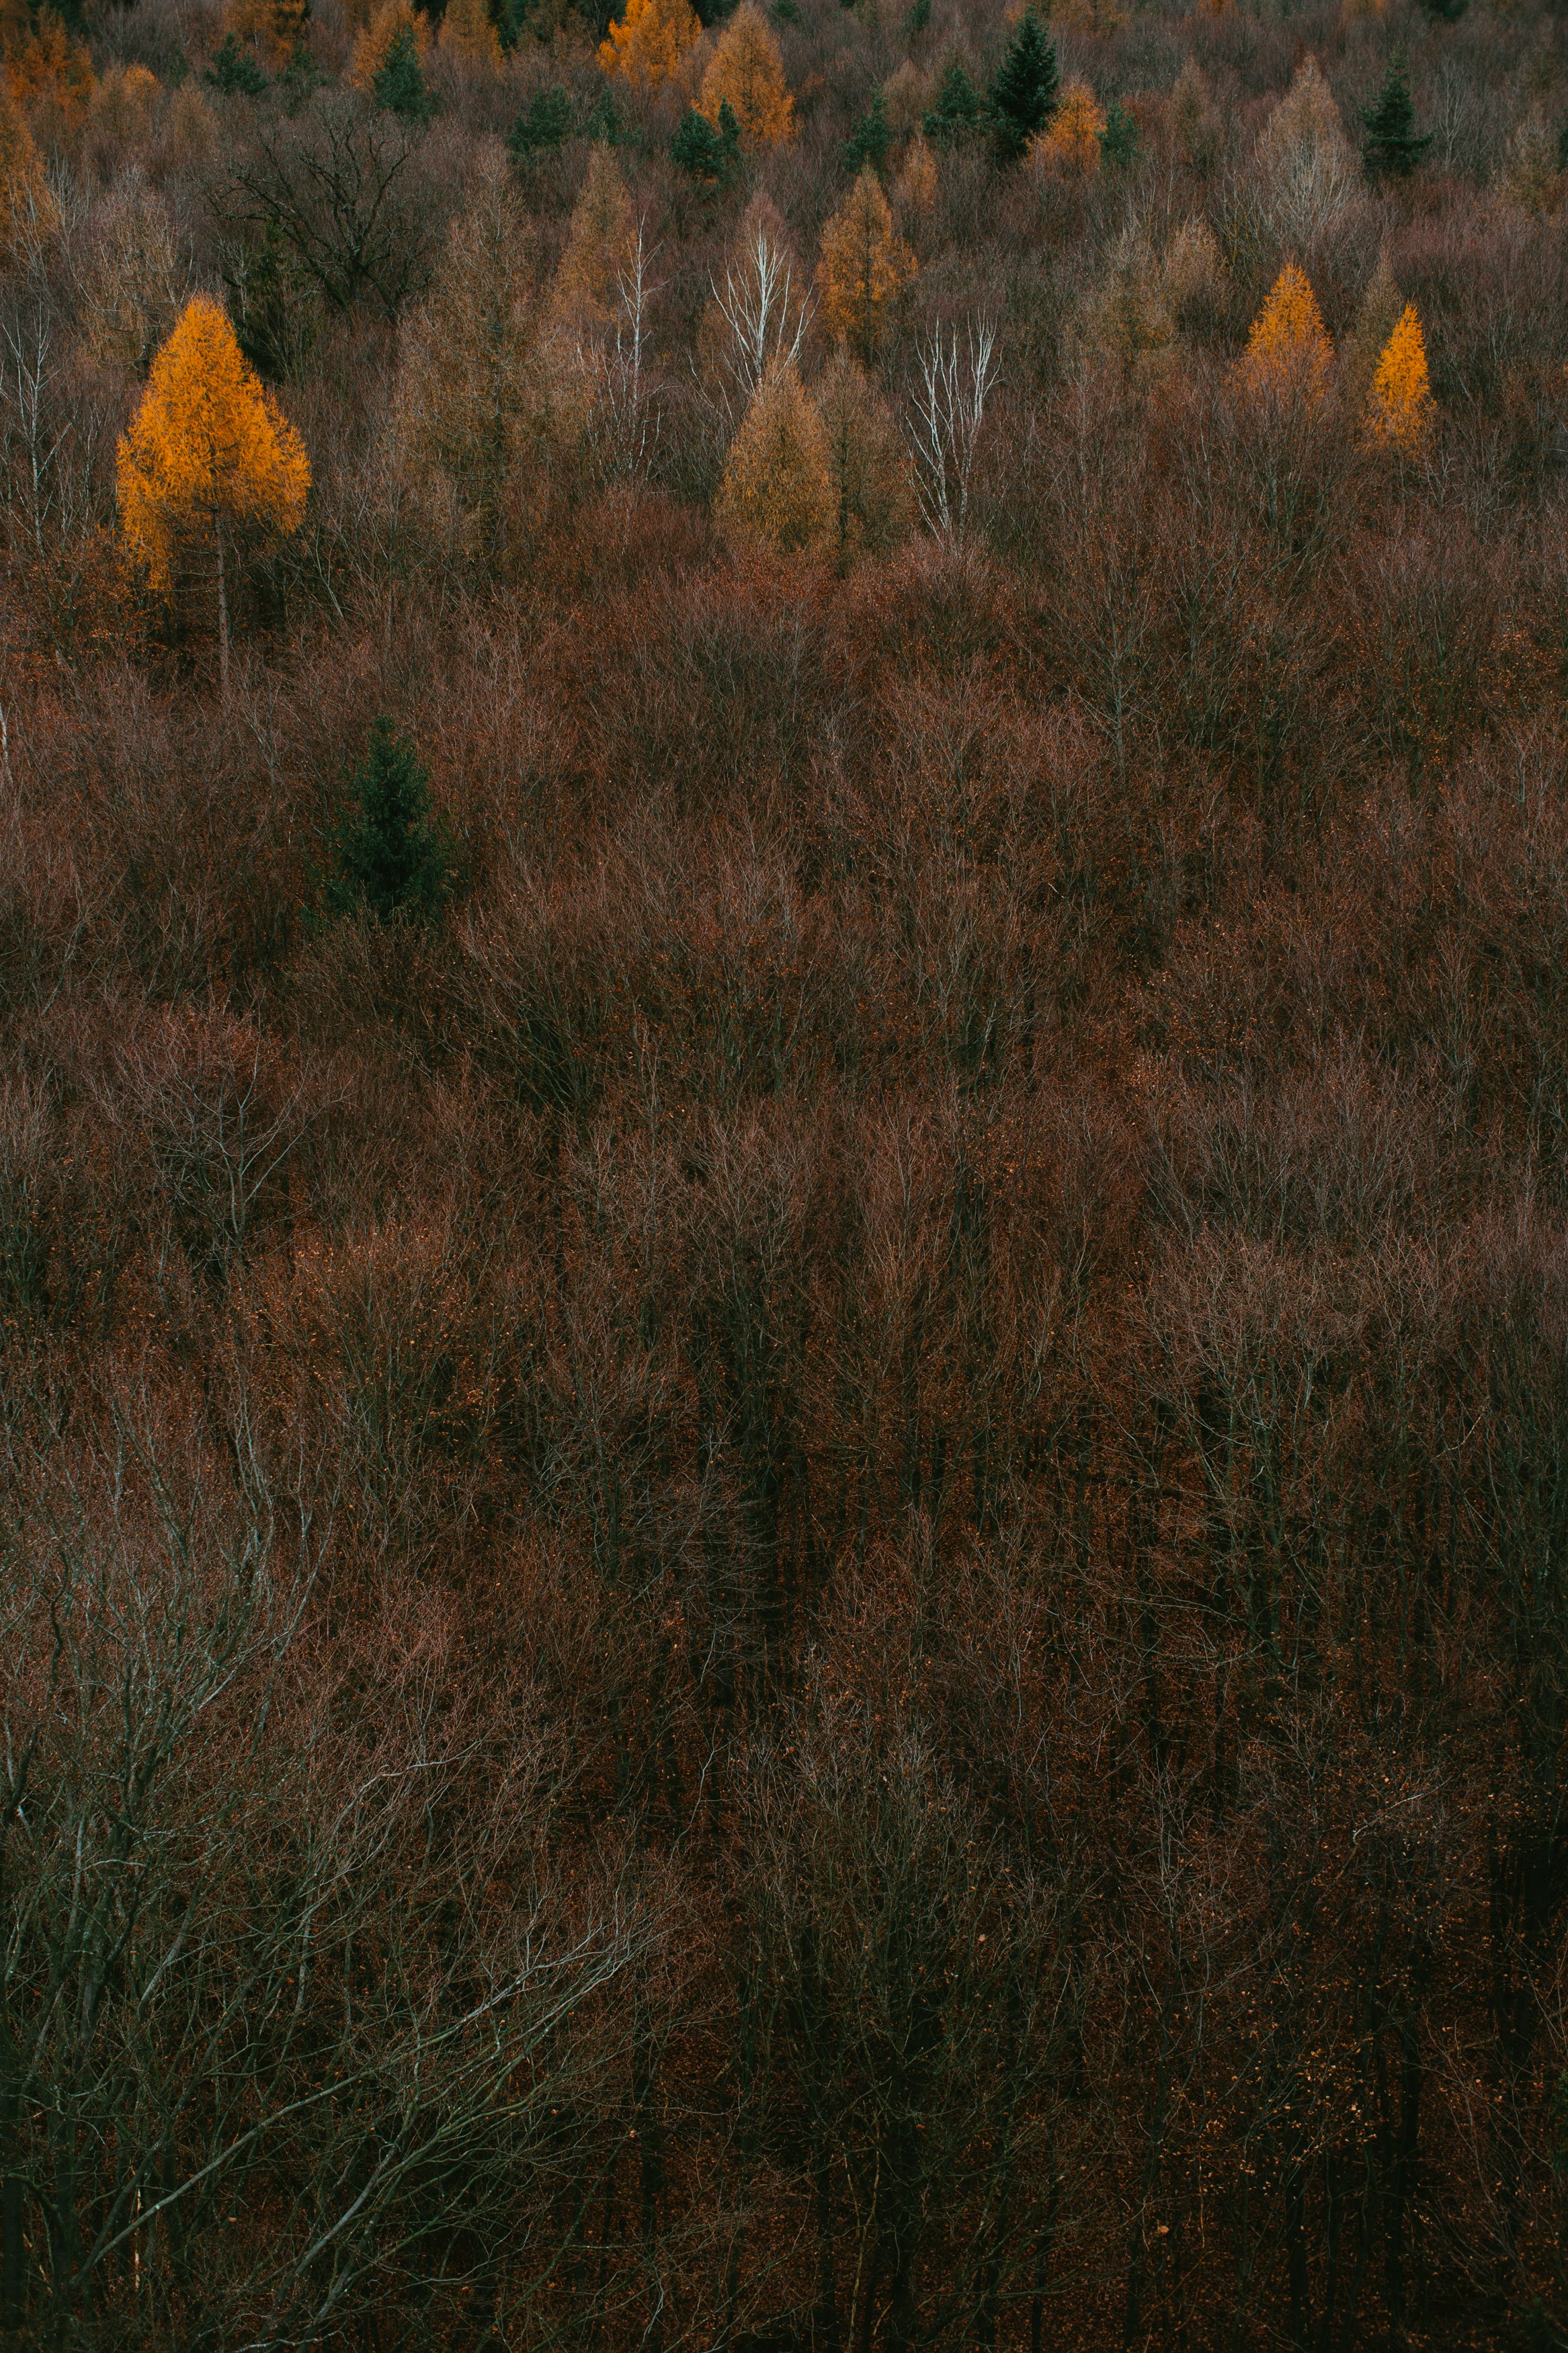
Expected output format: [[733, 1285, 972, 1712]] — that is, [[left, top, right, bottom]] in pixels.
[[1235, 259, 1333, 406], [1032, 77, 1104, 175], [5, 8, 92, 128], [117, 296, 310, 688], [1364, 302, 1434, 452], [714, 363, 833, 554], [699, 0, 792, 150], [0, 73, 56, 260], [550, 145, 637, 336], [598, 0, 700, 92], [816, 168, 915, 364]]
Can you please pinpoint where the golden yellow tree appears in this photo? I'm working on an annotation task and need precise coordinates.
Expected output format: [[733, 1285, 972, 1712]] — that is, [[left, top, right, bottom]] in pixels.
[[550, 144, 636, 336], [438, 0, 502, 70], [1363, 303, 1433, 453], [0, 74, 57, 262], [598, 0, 700, 92], [816, 169, 915, 364], [1235, 260, 1333, 406], [715, 363, 833, 555], [350, 0, 431, 93], [699, 1, 792, 150], [1032, 77, 1105, 176], [117, 295, 309, 688]]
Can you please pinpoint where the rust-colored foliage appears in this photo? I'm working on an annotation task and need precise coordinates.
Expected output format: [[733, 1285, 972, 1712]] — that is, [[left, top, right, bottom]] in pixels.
[[0, 69, 55, 255], [439, 0, 503, 71], [225, 0, 308, 67], [698, 0, 793, 149], [4, 7, 92, 126], [1032, 76, 1105, 175], [550, 143, 636, 335], [714, 361, 833, 553], [815, 168, 915, 362], [598, 0, 700, 91]]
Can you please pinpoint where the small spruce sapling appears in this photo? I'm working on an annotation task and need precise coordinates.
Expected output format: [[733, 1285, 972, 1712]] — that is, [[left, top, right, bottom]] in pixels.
[[581, 88, 626, 143], [671, 98, 741, 183], [844, 88, 891, 173], [1362, 54, 1430, 180], [1101, 98, 1139, 170], [923, 57, 982, 145], [319, 717, 456, 924], [374, 25, 436, 119], [206, 33, 269, 92], [509, 83, 574, 159], [988, 7, 1057, 160]]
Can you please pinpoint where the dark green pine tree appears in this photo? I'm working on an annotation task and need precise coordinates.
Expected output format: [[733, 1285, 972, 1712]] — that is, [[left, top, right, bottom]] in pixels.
[[987, 7, 1057, 161], [922, 56, 983, 146], [580, 87, 626, 143], [904, 0, 930, 33], [671, 98, 741, 184], [204, 32, 268, 93], [844, 88, 891, 173], [321, 717, 455, 924], [1362, 53, 1430, 177], [508, 83, 574, 160], [373, 26, 435, 121], [1100, 97, 1139, 170]]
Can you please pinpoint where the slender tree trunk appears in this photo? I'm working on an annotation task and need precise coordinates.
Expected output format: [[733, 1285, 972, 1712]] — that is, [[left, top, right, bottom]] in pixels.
[[1, 2075, 22, 2346], [216, 522, 230, 697]]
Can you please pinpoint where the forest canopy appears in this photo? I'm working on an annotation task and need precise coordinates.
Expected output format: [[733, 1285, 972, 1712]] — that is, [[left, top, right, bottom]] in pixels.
[[3, 0, 1568, 2344]]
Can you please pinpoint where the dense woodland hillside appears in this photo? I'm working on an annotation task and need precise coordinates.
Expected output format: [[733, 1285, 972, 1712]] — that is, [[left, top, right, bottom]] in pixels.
[[5, 0, 1568, 2342]]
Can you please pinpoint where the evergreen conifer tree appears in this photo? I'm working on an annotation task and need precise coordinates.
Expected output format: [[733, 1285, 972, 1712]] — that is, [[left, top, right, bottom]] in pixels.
[[581, 89, 626, 143], [321, 717, 455, 924], [205, 33, 269, 92], [987, 8, 1057, 161], [845, 87, 891, 173], [374, 25, 434, 119], [905, 0, 930, 31], [1101, 98, 1139, 170], [1362, 54, 1430, 179], [923, 57, 982, 146], [671, 99, 742, 184], [509, 83, 574, 159]]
